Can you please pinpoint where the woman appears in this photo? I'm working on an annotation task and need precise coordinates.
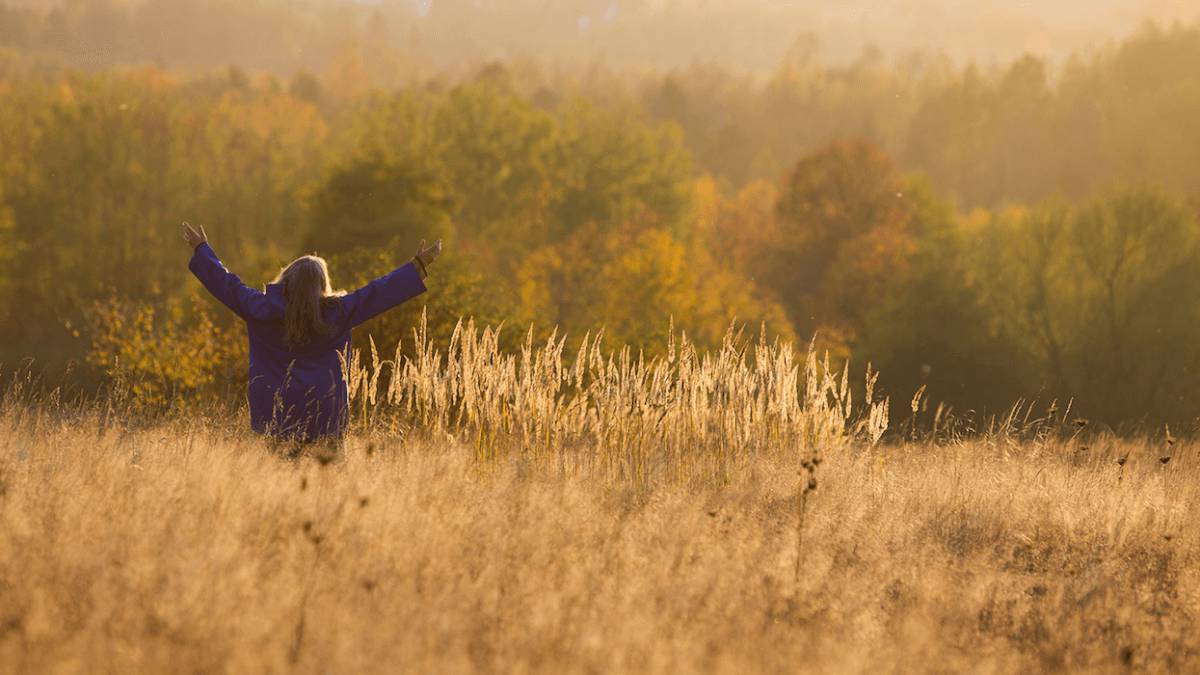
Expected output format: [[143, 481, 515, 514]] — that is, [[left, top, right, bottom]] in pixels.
[[182, 221, 442, 446]]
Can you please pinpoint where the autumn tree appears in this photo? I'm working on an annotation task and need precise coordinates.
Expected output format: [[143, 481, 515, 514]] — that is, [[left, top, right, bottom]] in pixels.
[[770, 140, 918, 342]]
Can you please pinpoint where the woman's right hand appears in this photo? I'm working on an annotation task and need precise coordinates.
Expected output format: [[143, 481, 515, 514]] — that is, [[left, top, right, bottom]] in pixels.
[[182, 221, 208, 250]]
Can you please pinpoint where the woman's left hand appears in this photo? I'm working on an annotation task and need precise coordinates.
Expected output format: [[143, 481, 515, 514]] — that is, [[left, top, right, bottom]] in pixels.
[[182, 221, 208, 250]]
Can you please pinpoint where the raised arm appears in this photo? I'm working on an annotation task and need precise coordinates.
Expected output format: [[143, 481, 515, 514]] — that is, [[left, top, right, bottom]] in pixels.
[[341, 239, 442, 328], [183, 222, 266, 320]]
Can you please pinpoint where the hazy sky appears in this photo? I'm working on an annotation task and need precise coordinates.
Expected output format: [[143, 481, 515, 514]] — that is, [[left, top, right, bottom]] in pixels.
[[381, 0, 1200, 69], [784, 0, 1200, 63], [9, 0, 1200, 73]]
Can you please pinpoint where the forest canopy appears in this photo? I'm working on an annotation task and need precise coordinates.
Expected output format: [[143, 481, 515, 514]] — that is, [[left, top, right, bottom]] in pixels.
[[2, 8, 1200, 428]]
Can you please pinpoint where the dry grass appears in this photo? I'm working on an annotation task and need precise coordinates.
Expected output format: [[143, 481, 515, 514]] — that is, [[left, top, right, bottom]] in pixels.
[[340, 319, 888, 486], [1, 326, 1198, 673], [2, 417, 1197, 673]]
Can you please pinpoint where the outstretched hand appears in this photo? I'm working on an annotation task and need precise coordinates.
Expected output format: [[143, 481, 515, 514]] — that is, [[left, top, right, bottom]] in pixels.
[[414, 239, 443, 277], [182, 221, 208, 250]]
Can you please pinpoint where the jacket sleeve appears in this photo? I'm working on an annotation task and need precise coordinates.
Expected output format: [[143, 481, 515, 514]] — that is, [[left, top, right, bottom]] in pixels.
[[340, 262, 427, 328], [188, 243, 266, 320]]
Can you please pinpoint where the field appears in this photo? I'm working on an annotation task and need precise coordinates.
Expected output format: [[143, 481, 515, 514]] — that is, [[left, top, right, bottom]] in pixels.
[[0, 330, 1197, 673]]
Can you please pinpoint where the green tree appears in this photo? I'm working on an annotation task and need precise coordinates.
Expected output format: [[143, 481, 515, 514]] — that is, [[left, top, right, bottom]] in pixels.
[[974, 186, 1200, 424], [305, 151, 454, 258], [435, 82, 560, 254], [855, 181, 1030, 415], [1068, 186, 1200, 421], [553, 99, 693, 241]]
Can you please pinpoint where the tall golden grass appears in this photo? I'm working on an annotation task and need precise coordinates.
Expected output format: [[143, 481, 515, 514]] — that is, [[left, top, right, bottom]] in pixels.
[[0, 322, 1196, 673], [340, 317, 889, 486]]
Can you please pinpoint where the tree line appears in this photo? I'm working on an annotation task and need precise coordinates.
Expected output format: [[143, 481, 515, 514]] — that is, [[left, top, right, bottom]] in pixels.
[[5, 3, 1200, 210], [2, 28, 1200, 427]]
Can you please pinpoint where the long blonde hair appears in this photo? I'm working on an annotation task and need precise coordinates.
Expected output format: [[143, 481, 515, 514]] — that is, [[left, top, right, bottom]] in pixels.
[[272, 255, 343, 349]]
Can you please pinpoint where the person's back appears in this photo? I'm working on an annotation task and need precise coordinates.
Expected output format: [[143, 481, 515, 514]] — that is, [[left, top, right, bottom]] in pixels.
[[240, 282, 353, 442], [182, 222, 443, 444]]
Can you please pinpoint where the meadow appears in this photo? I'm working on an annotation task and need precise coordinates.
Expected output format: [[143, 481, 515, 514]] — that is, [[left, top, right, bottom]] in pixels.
[[1, 326, 1196, 673]]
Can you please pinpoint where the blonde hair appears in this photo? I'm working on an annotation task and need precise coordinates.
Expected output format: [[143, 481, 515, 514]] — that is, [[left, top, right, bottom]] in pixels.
[[272, 255, 343, 349]]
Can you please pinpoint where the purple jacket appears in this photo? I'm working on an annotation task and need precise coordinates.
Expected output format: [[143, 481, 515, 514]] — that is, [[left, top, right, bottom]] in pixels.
[[189, 243, 425, 442]]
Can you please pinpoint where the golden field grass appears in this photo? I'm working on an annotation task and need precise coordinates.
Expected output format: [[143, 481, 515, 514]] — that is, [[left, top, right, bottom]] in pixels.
[[1, 327, 1198, 673], [2, 413, 1197, 674]]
